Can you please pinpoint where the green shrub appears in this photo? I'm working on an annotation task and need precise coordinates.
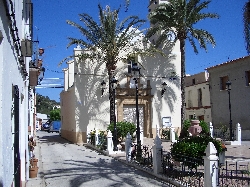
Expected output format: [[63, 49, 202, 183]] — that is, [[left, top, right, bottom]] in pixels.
[[162, 128, 178, 140], [97, 130, 107, 150], [171, 135, 223, 167], [107, 121, 136, 141], [162, 128, 170, 139]]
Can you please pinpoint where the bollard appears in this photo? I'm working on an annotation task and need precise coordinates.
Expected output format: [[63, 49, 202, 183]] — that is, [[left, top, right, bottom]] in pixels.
[[170, 127, 176, 143], [140, 125, 144, 145], [209, 122, 213, 138], [106, 130, 113, 154], [125, 133, 132, 162], [95, 129, 99, 146], [236, 123, 241, 145], [153, 135, 163, 174], [203, 142, 218, 187]]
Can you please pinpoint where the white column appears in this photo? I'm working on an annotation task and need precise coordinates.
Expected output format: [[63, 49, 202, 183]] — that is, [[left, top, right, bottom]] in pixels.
[[209, 122, 213, 138], [106, 130, 113, 154], [153, 135, 163, 174], [203, 142, 218, 187], [63, 68, 69, 91], [95, 129, 99, 146], [125, 133, 132, 162], [170, 127, 176, 143], [140, 125, 143, 145], [236, 123, 241, 144]]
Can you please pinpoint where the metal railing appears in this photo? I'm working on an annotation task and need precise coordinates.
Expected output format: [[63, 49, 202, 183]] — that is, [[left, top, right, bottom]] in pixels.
[[130, 144, 153, 169], [218, 160, 250, 186], [161, 150, 204, 186]]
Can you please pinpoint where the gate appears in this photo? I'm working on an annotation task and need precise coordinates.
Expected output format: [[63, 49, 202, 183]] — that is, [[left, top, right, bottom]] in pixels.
[[123, 105, 144, 128], [13, 85, 20, 187]]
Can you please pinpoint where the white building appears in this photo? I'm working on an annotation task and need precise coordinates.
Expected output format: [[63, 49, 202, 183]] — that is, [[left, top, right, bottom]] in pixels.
[[0, 0, 41, 185], [207, 55, 250, 140], [60, 0, 182, 144]]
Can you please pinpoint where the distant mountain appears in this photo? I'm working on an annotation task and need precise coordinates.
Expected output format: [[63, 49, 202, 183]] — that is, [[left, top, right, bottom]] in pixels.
[[36, 93, 60, 115]]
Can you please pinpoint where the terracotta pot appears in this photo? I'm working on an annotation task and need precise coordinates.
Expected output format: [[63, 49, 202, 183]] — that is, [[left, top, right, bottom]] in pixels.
[[29, 166, 38, 178]]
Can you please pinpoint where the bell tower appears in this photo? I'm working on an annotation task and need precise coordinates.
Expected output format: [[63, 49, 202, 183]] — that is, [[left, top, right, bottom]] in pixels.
[[148, 0, 169, 13]]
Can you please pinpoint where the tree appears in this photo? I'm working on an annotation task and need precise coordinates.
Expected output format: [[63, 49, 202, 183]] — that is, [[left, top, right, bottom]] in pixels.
[[61, 4, 159, 124], [49, 109, 61, 121], [36, 93, 60, 115], [243, 1, 250, 54], [146, 0, 219, 126]]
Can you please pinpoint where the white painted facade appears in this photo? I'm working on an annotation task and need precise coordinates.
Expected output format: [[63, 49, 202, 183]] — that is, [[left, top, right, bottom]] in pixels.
[[60, 37, 181, 144], [207, 56, 250, 140], [185, 72, 212, 123], [0, 0, 33, 185]]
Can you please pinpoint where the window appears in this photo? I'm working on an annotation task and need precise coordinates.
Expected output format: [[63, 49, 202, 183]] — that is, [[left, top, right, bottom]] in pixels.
[[192, 78, 195, 85], [245, 70, 250, 86], [188, 90, 192, 108], [198, 88, 202, 107], [127, 57, 137, 74], [220, 76, 229, 90], [198, 115, 204, 121], [189, 115, 193, 120]]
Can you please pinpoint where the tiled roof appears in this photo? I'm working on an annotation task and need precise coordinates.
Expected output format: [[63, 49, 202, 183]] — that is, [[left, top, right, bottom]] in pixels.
[[206, 55, 250, 70]]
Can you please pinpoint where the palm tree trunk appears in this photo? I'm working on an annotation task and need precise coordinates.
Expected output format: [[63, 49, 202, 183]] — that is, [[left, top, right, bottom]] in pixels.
[[108, 70, 115, 124], [180, 38, 186, 128]]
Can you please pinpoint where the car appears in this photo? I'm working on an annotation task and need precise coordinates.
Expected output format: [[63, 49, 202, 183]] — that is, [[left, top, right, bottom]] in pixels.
[[42, 123, 50, 131], [47, 121, 61, 133]]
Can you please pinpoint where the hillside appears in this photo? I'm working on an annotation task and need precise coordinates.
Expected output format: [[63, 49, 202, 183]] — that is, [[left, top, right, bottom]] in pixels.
[[36, 93, 60, 115]]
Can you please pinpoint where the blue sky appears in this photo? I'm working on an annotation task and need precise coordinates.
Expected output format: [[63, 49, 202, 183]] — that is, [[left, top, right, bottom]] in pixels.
[[33, 0, 248, 102]]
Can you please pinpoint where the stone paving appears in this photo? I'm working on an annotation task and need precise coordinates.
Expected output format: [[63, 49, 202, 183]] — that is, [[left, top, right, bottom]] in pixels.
[[26, 132, 171, 187], [26, 132, 250, 187]]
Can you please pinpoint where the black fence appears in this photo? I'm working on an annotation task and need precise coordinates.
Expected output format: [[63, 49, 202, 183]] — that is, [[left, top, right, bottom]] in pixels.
[[161, 150, 204, 186], [218, 160, 250, 186], [213, 128, 236, 141], [130, 144, 153, 169]]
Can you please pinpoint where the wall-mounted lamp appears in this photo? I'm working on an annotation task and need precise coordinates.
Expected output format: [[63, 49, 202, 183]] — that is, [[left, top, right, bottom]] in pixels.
[[169, 71, 177, 81], [161, 82, 167, 97], [101, 80, 106, 96]]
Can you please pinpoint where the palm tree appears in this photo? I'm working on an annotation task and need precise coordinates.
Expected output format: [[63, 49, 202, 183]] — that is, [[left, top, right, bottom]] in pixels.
[[243, 0, 250, 54], [62, 4, 157, 124], [146, 0, 219, 127]]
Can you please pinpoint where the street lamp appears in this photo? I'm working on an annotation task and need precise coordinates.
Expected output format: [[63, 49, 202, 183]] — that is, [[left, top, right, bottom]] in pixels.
[[101, 80, 106, 96], [131, 65, 142, 156], [111, 76, 118, 151], [226, 80, 233, 141], [161, 82, 167, 97]]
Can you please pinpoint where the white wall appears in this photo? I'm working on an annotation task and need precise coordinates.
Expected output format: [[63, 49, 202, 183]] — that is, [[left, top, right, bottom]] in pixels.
[[0, 0, 31, 185]]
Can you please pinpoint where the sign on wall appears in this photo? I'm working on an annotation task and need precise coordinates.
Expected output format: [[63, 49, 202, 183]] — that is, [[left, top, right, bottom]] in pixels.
[[162, 117, 171, 128]]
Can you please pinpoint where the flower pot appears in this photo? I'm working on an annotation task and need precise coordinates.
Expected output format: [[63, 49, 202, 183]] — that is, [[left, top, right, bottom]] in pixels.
[[29, 166, 38, 178], [30, 158, 38, 167]]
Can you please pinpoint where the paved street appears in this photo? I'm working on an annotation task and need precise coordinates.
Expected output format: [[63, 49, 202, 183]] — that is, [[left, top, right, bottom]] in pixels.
[[26, 131, 170, 187]]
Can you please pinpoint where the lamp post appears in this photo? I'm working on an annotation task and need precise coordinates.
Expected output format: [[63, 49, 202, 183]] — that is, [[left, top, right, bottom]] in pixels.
[[132, 65, 141, 156], [101, 80, 106, 96], [226, 80, 233, 141], [161, 82, 167, 97], [111, 76, 118, 151]]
